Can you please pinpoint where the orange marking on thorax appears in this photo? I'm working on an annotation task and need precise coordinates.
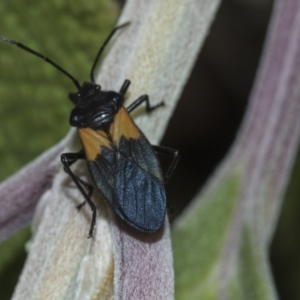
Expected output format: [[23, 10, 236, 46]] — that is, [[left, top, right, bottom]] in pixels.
[[78, 107, 140, 160], [109, 107, 140, 145], [78, 127, 112, 161]]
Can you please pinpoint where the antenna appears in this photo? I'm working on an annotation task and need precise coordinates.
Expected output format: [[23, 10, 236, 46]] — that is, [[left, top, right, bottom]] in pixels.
[[90, 22, 130, 83], [0, 35, 81, 90]]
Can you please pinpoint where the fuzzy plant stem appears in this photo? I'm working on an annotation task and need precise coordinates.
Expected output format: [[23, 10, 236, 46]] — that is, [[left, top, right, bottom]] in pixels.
[[0, 1, 221, 299]]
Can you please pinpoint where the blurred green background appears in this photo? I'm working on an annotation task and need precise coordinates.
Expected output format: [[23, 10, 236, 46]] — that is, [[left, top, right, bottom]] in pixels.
[[0, 1, 119, 298], [0, 0, 299, 299], [0, 1, 119, 182]]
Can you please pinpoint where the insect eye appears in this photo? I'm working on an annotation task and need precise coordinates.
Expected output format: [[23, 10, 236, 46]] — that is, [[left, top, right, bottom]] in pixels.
[[95, 85, 100, 90], [77, 93, 81, 97]]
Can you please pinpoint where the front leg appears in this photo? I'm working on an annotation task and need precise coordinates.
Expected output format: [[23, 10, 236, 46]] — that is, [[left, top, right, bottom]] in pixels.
[[127, 95, 164, 113], [61, 151, 96, 238]]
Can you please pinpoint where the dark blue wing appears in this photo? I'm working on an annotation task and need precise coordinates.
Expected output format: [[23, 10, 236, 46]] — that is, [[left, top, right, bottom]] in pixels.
[[114, 150, 166, 232], [83, 106, 166, 232], [87, 133, 166, 232]]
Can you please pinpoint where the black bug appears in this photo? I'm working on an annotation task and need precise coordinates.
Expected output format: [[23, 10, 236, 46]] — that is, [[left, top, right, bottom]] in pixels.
[[0, 23, 179, 238]]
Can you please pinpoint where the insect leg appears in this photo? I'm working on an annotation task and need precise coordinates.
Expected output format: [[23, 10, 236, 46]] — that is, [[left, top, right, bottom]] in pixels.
[[152, 145, 180, 185], [119, 79, 131, 95], [62, 149, 85, 167], [61, 150, 93, 208], [61, 152, 96, 238], [127, 95, 164, 113], [74, 177, 93, 209]]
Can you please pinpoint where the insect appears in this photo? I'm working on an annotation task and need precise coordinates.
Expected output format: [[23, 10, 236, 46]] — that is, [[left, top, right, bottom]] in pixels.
[[0, 23, 179, 238]]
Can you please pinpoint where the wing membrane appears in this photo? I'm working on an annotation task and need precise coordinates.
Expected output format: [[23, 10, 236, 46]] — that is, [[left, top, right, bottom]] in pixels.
[[82, 107, 166, 232]]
